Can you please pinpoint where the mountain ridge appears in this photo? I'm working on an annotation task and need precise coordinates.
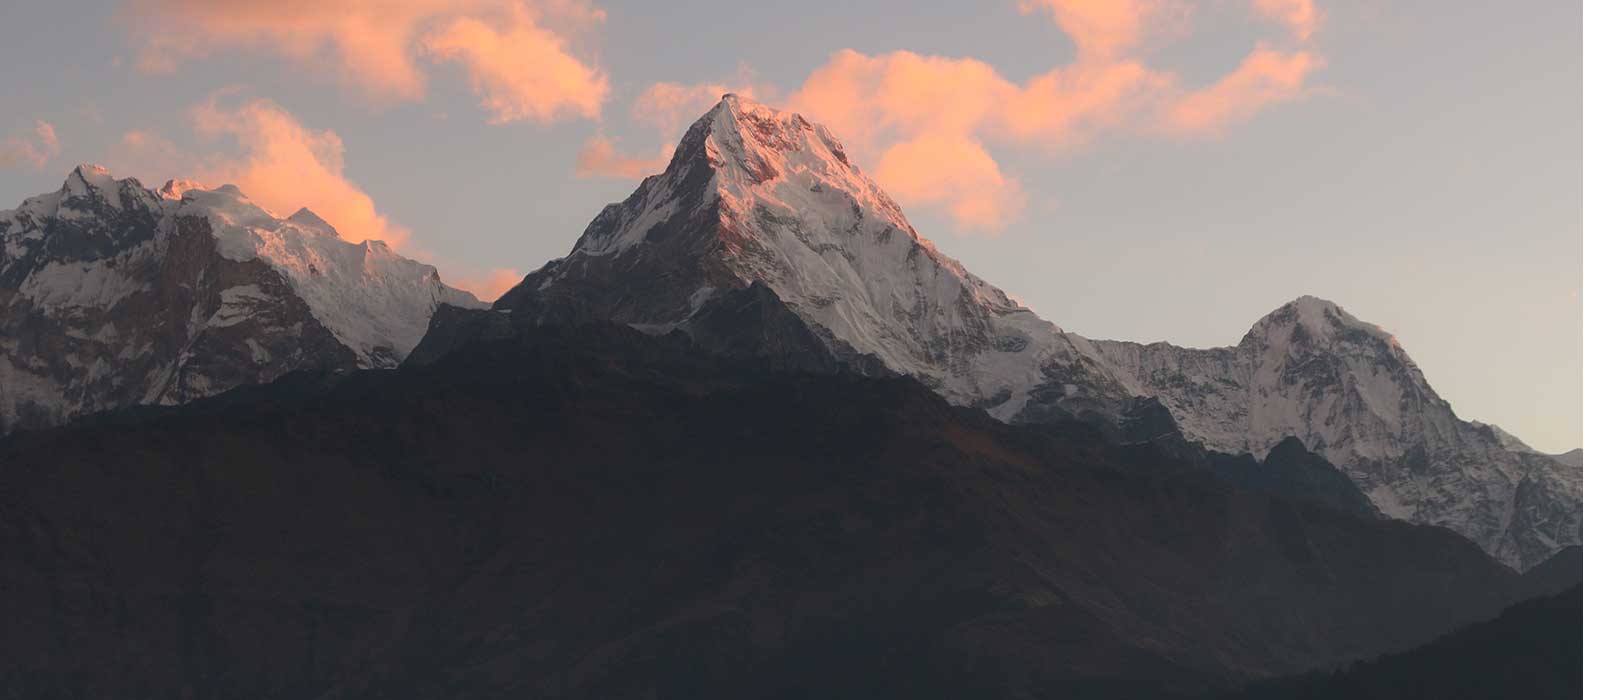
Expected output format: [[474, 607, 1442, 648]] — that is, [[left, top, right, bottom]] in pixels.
[[0, 164, 482, 434], [459, 95, 1579, 570]]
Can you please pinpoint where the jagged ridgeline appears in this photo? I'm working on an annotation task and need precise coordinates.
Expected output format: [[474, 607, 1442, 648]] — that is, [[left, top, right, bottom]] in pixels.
[[0, 165, 482, 434], [424, 95, 1579, 571]]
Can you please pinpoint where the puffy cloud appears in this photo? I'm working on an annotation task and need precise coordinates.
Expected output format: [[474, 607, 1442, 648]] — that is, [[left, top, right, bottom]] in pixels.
[[123, 0, 608, 123], [576, 71, 773, 182], [770, 0, 1325, 232], [190, 95, 410, 248], [876, 134, 1024, 234], [421, 3, 607, 124], [575, 135, 669, 180], [0, 121, 60, 169]]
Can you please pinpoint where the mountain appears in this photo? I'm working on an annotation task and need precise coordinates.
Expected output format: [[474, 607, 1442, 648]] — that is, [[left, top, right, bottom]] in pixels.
[[0, 165, 481, 434], [1224, 586, 1580, 700], [1552, 448, 1582, 468], [444, 95, 1578, 570], [0, 321, 1553, 699], [1086, 297, 1582, 571]]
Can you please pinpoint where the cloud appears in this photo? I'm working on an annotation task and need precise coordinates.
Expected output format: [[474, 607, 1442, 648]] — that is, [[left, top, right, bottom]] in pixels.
[[1018, 0, 1189, 63], [1253, 0, 1321, 41], [0, 121, 60, 169], [876, 134, 1024, 233], [190, 95, 410, 248], [771, 0, 1325, 231], [575, 135, 669, 179], [421, 2, 608, 124], [113, 96, 533, 303], [1159, 45, 1325, 135], [632, 70, 774, 137], [450, 267, 524, 302], [123, 0, 608, 123]]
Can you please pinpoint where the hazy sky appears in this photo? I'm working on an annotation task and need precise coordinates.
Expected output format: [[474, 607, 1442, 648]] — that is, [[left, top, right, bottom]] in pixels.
[[0, 1, 1579, 450]]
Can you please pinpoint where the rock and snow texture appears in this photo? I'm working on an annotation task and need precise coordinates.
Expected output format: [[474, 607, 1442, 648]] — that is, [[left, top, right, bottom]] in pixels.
[[497, 95, 1140, 425], [1088, 297, 1580, 570], [0, 164, 482, 434], [492, 95, 1578, 570]]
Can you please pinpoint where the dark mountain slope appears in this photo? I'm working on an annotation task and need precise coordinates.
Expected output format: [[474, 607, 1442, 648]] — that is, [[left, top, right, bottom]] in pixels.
[[1227, 586, 1580, 700], [0, 323, 1535, 699]]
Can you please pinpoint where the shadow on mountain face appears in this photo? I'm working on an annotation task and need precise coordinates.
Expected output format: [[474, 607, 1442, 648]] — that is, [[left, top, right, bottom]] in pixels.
[[0, 323, 1560, 699], [1223, 586, 1581, 700]]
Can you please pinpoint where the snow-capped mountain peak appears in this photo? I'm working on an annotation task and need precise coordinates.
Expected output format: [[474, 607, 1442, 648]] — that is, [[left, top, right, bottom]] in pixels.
[[0, 166, 481, 434], [478, 95, 1579, 570]]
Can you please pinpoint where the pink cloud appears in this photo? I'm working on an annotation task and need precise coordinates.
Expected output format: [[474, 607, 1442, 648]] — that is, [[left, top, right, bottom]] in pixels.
[[190, 95, 410, 248], [575, 135, 669, 180], [876, 134, 1024, 234], [1159, 45, 1325, 135], [124, 0, 608, 123], [421, 3, 608, 124], [768, 0, 1326, 231], [1254, 0, 1321, 41], [0, 121, 60, 169]]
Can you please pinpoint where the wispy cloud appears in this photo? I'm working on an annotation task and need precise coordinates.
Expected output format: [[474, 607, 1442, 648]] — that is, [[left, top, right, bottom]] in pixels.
[[575, 135, 669, 180], [0, 120, 60, 169]]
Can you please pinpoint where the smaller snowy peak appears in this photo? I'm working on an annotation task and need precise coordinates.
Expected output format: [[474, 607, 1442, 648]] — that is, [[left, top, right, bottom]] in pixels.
[[157, 178, 205, 200], [47, 164, 162, 215], [166, 183, 484, 363]]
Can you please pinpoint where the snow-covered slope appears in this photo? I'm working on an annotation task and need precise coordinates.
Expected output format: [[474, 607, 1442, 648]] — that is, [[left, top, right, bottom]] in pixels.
[[0, 164, 481, 433], [483, 95, 1578, 570], [1088, 297, 1580, 570], [497, 95, 1142, 429]]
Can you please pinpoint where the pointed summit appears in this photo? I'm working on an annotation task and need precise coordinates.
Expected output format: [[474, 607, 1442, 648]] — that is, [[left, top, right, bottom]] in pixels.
[[286, 207, 337, 236]]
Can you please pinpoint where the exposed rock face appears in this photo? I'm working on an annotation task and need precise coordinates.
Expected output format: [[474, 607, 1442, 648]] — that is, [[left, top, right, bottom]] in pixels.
[[442, 95, 1579, 569], [0, 165, 481, 434]]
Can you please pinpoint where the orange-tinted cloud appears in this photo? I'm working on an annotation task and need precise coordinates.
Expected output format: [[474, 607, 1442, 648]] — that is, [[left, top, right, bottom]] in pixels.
[[1160, 45, 1324, 135], [421, 3, 607, 124], [1018, 0, 1188, 63], [770, 0, 1324, 231], [450, 267, 524, 302], [1253, 0, 1320, 41], [124, 0, 607, 123], [876, 134, 1023, 233], [0, 120, 60, 169], [633, 70, 775, 137], [191, 95, 410, 248], [575, 135, 669, 180]]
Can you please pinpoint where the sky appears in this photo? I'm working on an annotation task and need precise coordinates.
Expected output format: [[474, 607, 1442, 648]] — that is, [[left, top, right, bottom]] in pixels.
[[0, 0, 1580, 451]]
